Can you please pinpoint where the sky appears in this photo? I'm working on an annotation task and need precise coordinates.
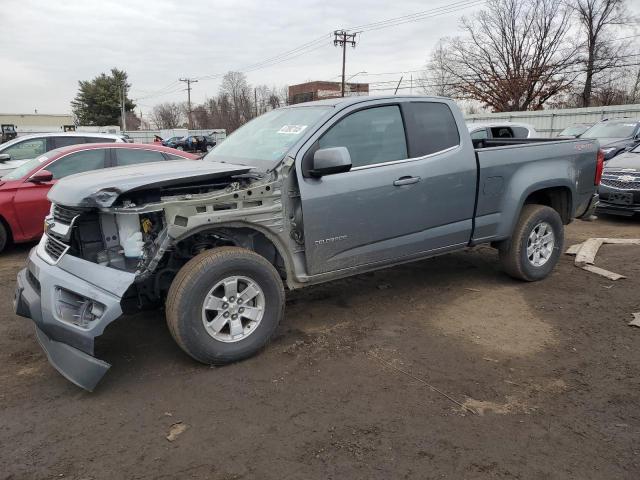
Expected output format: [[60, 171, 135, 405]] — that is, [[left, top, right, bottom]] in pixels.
[[1, 0, 639, 121], [0, 0, 487, 119]]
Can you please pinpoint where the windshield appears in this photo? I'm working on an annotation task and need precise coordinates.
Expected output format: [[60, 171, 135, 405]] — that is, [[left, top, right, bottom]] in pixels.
[[205, 106, 330, 165], [582, 121, 638, 139], [1, 155, 49, 180]]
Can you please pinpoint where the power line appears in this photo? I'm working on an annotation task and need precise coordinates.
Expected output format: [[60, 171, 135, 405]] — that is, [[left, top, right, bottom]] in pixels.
[[368, 61, 640, 92], [347, 0, 486, 32]]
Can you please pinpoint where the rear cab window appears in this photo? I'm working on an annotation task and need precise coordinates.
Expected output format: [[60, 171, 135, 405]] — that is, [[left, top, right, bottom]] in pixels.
[[403, 102, 460, 156]]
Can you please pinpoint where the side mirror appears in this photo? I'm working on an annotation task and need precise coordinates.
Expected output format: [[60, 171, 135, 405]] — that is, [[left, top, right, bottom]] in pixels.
[[27, 169, 53, 183], [309, 147, 352, 177], [0, 153, 10, 162]]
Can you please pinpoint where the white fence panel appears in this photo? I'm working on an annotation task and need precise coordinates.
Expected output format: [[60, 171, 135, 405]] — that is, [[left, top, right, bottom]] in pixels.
[[123, 129, 226, 144], [465, 104, 640, 137]]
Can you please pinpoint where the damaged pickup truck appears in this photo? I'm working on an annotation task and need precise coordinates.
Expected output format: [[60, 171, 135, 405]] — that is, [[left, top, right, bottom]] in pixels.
[[14, 96, 603, 390]]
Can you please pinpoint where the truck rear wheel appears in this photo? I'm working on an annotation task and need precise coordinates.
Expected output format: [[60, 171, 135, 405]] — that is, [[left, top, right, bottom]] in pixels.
[[166, 247, 285, 365], [498, 204, 564, 282]]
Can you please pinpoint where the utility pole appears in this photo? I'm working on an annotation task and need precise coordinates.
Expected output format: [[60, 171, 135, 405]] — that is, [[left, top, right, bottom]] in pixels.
[[179, 77, 198, 129], [120, 83, 127, 132], [254, 88, 258, 118], [333, 30, 358, 97]]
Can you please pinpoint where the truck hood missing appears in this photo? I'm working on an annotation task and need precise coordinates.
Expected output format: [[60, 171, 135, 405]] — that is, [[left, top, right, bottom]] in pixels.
[[48, 160, 253, 208]]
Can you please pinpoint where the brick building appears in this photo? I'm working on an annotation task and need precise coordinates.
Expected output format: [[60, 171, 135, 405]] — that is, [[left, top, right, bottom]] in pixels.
[[288, 81, 369, 104]]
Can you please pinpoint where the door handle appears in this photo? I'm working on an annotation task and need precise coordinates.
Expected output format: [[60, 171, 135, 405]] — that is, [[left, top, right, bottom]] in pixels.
[[393, 176, 421, 186]]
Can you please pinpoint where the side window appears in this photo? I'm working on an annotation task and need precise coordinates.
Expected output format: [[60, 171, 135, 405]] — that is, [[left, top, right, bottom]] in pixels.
[[491, 127, 514, 138], [2, 138, 46, 160], [511, 126, 530, 138], [53, 136, 85, 149], [115, 149, 166, 166], [46, 149, 106, 179], [404, 102, 460, 157], [318, 106, 407, 168], [470, 129, 488, 140], [85, 137, 116, 143]]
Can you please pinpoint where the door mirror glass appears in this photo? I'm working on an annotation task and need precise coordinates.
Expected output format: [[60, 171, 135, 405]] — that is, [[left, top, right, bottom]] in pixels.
[[0, 153, 10, 162], [310, 147, 352, 177], [27, 169, 53, 183]]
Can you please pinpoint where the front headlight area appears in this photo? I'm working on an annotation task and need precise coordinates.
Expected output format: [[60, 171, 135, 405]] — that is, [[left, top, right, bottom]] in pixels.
[[55, 287, 105, 329]]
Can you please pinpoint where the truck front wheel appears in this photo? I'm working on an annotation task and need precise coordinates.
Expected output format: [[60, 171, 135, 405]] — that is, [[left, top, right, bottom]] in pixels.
[[498, 204, 564, 281], [166, 247, 285, 365]]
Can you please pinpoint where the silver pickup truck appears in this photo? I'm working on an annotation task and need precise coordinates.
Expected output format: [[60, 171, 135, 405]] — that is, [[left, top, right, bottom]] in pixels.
[[14, 96, 602, 390]]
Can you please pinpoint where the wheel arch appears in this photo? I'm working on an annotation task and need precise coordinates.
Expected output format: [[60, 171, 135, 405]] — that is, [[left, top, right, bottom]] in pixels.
[[172, 222, 295, 287]]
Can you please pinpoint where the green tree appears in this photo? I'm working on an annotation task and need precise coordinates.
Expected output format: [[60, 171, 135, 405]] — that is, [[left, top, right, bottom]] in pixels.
[[71, 68, 136, 127]]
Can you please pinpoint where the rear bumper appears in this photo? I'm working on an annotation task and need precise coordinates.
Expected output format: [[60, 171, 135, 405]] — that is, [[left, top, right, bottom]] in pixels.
[[14, 240, 134, 390]]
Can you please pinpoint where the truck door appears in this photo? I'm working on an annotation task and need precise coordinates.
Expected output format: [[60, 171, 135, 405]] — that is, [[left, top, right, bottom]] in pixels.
[[296, 100, 477, 276]]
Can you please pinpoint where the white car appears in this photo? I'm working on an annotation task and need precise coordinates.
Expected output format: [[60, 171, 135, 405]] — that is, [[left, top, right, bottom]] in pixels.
[[467, 122, 538, 141], [0, 132, 127, 177]]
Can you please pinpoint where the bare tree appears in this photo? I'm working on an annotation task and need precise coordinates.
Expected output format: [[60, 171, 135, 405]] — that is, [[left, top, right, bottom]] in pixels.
[[435, 0, 579, 111], [570, 0, 631, 107], [151, 102, 184, 129], [420, 40, 458, 97], [220, 71, 253, 131]]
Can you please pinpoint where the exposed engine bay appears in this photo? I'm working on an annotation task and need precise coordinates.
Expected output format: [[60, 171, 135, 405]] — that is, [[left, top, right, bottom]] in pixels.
[[45, 163, 296, 312]]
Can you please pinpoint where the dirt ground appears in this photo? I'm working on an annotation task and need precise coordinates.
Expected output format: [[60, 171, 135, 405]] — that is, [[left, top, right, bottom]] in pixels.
[[1, 214, 639, 479]]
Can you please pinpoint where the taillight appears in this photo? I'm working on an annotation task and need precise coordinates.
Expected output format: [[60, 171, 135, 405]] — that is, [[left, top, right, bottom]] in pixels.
[[595, 149, 604, 185]]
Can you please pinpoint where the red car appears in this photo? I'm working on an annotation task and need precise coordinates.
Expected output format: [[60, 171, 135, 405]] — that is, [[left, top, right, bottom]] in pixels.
[[0, 143, 198, 252]]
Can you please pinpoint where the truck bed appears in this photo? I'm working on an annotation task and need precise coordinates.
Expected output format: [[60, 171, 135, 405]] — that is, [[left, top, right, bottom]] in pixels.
[[471, 137, 599, 244]]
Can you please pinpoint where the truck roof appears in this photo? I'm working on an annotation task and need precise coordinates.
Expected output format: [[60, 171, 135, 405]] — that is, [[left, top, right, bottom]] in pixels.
[[288, 95, 450, 108]]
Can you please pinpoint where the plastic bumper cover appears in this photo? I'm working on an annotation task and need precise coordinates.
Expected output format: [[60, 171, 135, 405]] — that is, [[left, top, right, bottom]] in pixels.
[[14, 241, 135, 391]]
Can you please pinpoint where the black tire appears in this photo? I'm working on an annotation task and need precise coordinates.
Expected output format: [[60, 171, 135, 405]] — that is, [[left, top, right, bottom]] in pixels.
[[166, 247, 285, 365], [0, 221, 8, 253], [498, 204, 564, 282]]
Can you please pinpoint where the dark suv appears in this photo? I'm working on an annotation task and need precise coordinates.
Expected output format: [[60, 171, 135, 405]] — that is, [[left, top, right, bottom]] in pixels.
[[581, 119, 640, 160]]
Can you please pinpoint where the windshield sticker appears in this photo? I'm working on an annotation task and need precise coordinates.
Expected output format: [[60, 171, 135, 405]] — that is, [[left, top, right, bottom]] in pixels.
[[277, 125, 307, 135], [37, 156, 48, 163]]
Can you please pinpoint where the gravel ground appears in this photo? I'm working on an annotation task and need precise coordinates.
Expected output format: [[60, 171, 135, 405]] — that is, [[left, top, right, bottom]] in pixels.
[[1, 214, 639, 479]]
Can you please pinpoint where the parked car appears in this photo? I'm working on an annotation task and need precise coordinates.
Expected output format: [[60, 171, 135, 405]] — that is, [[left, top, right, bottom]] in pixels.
[[467, 122, 538, 141], [161, 136, 184, 147], [165, 135, 216, 152], [14, 95, 601, 390], [580, 118, 640, 160], [596, 144, 640, 216], [0, 143, 197, 253], [0, 132, 128, 177], [556, 123, 593, 138]]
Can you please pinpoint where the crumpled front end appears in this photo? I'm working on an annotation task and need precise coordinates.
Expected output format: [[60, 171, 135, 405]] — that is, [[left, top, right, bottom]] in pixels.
[[15, 166, 287, 390]]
